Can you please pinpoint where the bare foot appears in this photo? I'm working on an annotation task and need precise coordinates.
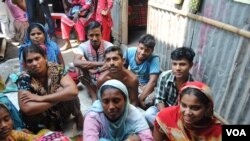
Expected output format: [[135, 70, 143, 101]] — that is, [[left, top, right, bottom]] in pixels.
[[75, 38, 80, 44], [60, 40, 72, 51]]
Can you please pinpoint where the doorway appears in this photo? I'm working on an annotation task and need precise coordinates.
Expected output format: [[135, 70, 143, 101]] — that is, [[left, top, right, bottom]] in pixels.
[[128, 0, 148, 46]]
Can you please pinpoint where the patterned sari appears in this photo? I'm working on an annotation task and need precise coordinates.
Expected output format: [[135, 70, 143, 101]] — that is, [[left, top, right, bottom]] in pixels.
[[17, 62, 81, 133], [0, 102, 70, 141], [155, 106, 222, 141], [155, 81, 222, 141], [8, 129, 70, 141]]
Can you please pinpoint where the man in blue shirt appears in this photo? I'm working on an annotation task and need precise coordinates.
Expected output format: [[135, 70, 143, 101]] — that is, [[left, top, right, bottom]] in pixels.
[[145, 47, 195, 127], [124, 34, 160, 109]]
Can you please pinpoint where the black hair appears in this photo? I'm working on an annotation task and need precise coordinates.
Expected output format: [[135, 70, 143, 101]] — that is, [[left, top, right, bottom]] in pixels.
[[85, 20, 103, 33], [22, 44, 46, 62], [27, 23, 45, 39], [180, 88, 210, 106], [138, 34, 156, 49], [171, 47, 195, 63], [104, 46, 123, 58], [100, 85, 126, 101], [0, 103, 10, 115]]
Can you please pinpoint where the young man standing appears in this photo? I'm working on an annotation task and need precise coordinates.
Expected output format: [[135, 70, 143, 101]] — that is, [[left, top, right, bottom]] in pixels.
[[97, 46, 139, 106], [73, 21, 113, 102], [145, 47, 195, 127], [124, 34, 160, 109]]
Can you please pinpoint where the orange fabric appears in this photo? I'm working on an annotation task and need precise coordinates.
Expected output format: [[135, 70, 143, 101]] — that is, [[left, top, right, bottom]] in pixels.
[[155, 106, 222, 141], [8, 129, 49, 141], [179, 81, 214, 118]]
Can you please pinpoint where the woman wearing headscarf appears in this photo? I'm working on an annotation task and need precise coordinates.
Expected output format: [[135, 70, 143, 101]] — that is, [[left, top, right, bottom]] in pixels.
[[0, 102, 71, 141], [16, 44, 83, 133], [83, 79, 153, 141], [153, 81, 222, 141], [0, 94, 25, 130], [18, 23, 64, 71]]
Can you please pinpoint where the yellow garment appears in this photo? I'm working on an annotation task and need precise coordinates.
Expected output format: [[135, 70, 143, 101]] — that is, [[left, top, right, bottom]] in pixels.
[[8, 129, 49, 141], [0, 76, 5, 92]]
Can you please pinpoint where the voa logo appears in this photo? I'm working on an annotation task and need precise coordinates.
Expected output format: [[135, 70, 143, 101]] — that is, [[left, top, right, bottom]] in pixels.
[[226, 129, 246, 136]]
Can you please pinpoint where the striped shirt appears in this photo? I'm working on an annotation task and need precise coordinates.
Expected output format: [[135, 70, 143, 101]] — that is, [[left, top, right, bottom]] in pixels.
[[155, 70, 194, 106]]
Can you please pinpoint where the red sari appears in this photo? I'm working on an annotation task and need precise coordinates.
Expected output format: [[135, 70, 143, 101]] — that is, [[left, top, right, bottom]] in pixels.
[[95, 0, 113, 41], [155, 106, 222, 141], [61, 0, 96, 41]]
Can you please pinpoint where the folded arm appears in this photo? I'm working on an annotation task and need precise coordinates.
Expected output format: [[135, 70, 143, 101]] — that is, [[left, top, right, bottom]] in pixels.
[[18, 74, 78, 115], [40, 74, 78, 102], [18, 90, 54, 115], [73, 54, 104, 69]]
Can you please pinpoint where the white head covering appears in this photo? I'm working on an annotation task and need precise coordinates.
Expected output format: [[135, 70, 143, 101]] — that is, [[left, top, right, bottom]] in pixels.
[[91, 79, 149, 141]]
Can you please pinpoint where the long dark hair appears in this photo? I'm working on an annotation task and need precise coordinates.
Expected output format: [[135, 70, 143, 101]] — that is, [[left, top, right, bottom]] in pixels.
[[22, 44, 46, 62]]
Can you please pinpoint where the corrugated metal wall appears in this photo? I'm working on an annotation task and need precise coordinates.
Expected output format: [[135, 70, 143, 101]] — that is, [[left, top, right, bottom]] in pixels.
[[147, 0, 250, 124]]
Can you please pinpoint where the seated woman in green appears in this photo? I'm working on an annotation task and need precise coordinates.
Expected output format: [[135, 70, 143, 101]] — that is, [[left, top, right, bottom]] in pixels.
[[16, 44, 83, 133], [153, 81, 222, 141]]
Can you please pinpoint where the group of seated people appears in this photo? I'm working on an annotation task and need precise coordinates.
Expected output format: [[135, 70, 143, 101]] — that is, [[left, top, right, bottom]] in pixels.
[[1, 0, 113, 51], [0, 19, 223, 141]]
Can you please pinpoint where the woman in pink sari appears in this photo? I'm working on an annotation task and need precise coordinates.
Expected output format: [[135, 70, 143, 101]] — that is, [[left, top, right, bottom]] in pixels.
[[95, 0, 113, 42], [153, 81, 222, 141], [60, 0, 96, 51]]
